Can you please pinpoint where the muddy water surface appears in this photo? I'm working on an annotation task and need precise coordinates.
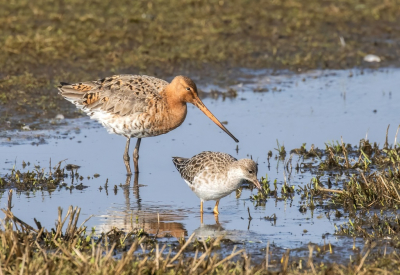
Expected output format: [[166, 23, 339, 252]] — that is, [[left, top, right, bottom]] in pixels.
[[1, 69, 399, 262]]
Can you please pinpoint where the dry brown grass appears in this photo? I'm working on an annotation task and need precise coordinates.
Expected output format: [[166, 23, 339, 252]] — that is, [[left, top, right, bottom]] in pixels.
[[2, 190, 400, 274]]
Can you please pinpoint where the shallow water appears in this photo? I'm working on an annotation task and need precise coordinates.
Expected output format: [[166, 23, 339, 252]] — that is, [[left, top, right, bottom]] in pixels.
[[0, 68, 399, 262]]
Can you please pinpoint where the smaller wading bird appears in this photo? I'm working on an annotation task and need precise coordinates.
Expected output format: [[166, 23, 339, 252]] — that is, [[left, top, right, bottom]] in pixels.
[[172, 151, 262, 215], [58, 75, 238, 174]]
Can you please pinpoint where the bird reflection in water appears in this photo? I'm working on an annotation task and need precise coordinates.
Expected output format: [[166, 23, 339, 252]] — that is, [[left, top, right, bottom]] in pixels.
[[97, 173, 187, 239], [194, 217, 226, 240]]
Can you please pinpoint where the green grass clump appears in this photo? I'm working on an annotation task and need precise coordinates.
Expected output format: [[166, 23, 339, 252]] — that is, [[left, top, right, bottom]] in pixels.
[[0, 160, 89, 193], [292, 131, 400, 208], [288, 129, 400, 243]]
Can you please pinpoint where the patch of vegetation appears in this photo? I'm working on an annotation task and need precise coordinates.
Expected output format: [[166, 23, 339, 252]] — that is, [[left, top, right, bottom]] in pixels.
[[294, 132, 400, 210], [251, 128, 400, 244], [250, 173, 295, 205], [268, 128, 400, 245], [0, 160, 88, 192], [335, 210, 400, 241]]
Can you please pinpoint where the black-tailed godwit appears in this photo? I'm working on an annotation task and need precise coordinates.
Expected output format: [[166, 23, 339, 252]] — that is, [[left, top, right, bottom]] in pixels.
[[58, 75, 238, 174]]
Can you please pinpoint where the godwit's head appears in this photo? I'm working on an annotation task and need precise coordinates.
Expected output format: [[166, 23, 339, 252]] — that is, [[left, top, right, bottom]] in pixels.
[[232, 159, 262, 190], [170, 76, 239, 143]]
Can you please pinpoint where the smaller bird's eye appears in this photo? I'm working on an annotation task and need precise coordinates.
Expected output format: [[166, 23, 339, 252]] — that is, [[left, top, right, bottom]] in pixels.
[[186, 87, 191, 91], [248, 170, 253, 174]]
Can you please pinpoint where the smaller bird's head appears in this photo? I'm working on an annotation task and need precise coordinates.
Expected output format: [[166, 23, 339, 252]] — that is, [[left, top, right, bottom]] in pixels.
[[236, 159, 262, 190], [170, 76, 239, 143]]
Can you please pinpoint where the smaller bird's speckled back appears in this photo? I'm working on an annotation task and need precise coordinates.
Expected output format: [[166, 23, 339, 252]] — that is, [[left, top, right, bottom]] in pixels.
[[172, 151, 237, 184]]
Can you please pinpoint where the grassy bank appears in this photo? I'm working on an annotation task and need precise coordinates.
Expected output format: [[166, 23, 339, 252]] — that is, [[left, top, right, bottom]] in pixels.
[[1, 0, 400, 129]]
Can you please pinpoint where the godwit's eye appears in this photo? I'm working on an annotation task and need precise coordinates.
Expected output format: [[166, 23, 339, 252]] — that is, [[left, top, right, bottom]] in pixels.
[[248, 170, 253, 174], [186, 87, 191, 91]]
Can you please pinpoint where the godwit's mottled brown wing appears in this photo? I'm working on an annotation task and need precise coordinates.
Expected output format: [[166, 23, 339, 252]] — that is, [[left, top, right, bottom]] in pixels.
[[172, 152, 237, 184], [58, 75, 169, 116]]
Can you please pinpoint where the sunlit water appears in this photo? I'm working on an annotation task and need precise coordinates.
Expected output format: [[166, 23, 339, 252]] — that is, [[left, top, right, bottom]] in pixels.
[[0, 68, 398, 262]]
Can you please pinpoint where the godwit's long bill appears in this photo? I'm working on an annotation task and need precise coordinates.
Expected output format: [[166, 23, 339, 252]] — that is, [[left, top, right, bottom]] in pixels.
[[58, 75, 238, 174], [172, 151, 262, 217]]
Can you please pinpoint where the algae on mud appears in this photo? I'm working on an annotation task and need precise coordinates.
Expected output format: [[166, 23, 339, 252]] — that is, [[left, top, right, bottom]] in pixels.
[[1, 0, 400, 129]]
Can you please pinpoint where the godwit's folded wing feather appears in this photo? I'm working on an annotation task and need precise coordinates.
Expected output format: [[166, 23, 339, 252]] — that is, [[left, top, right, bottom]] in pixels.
[[58, 75, 168, 116]]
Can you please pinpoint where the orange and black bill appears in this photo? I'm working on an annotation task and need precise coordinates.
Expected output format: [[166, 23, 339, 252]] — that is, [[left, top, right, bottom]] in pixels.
[[194, 98, 239, 143]]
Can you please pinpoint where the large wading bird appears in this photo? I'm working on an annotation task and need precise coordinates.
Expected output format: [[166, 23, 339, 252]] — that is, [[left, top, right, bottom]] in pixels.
[[59, 75, 238, 174]]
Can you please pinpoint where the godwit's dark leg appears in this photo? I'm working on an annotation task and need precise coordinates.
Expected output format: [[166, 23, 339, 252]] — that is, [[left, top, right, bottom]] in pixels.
[[123, 137, 132, 175], [133, 172, 142, 210], [133, 138, 141, 173]]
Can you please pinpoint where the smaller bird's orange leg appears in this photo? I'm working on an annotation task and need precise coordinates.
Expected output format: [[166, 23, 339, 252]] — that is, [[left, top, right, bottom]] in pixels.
[[133, 138, 141, 173], [123, 137, 132, 175], [213, 213, 219, 224], [213, 200, 220, 215], [200, 200, 204, 213], [200, 211, 204, 224]]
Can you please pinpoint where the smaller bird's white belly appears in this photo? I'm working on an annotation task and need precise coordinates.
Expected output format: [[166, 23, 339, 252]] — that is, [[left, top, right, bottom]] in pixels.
[[186, 173, 242, 201], [90, 111, 155, 138]]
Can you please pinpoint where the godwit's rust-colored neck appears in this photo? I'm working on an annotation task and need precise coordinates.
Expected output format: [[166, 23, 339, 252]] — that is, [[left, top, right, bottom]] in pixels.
[[160, 84, 188, 128]]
